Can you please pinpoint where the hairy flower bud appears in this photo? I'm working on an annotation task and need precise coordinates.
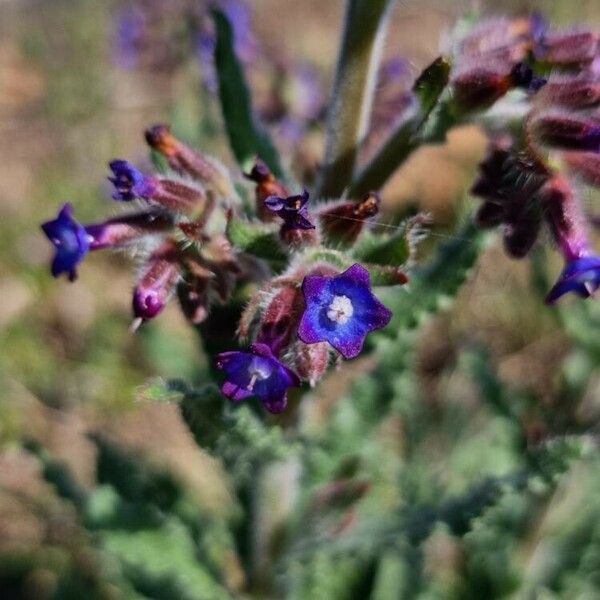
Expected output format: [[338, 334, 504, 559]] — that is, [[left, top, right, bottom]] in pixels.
[[132, 242, 181, 328], [144, 124, 235, 199], [531, 113, 600, 152], [109, 160, 207, 215], [256, 286, 304, 357], [564, 151, 600, 186], [244, 158, 290, 221], [535, 76, 600, 109], [534, 29, 599, 66], [290, 340, 330, 386], [319, 192, 380, 247]]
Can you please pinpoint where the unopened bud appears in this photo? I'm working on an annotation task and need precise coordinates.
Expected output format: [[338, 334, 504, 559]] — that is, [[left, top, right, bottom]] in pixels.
[[244, 158, 290, 221], [535, 29, 598, 66], [145, 124, 235, 199], [319, 192, 380, 247]]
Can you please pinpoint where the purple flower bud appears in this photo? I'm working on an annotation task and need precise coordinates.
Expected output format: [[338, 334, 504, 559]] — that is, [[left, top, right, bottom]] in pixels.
[[215, 342, 300, 413], [534, 29, 599, 66], [109, 160, 206, 214], [298, 264, 392, 360], [546, 255, 600, 303], [319, 193, 380, 247], [451, 68, 517, 111], [532, 113, 600, 152], [41, 203, 91, 281], [535, 76, 600, 109], [86, 211, 174, 249], [132, 243, 181, 326], [144, 125, 234, 198]]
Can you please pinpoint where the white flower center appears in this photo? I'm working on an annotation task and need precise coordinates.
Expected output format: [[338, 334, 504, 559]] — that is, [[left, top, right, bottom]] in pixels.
[[247, 359, 272, 390], [327, 295, 354, 325]]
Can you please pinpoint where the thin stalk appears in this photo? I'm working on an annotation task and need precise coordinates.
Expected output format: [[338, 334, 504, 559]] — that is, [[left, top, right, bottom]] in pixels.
[[317, 0, 397, 198]]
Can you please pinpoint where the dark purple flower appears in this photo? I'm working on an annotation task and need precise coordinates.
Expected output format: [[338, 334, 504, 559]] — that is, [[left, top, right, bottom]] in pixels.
[[41, 203, 91, 281], [298, 264, 392, 359], [546, 255, 600, 303], [265, 189, 315, 231], [109, 160, 156, 201], [215, 342, 300, 413]]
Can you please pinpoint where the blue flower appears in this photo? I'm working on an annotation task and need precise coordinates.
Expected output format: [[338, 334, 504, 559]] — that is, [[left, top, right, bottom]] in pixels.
[[215, 342, 300, 413], [265, 189, 315, 231], [41, 203, 92, 281], [298, 264, 392, 359], [109, 160, 156, 201], [546, 255, 600, 303]]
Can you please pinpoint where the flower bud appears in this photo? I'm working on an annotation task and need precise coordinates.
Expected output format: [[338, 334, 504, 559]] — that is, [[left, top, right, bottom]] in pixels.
[[109, 160, 207, 215], [540, 174, 590, 260], [535, 76, 600, 109], [144, 124, 235, 199], [531, 113, 600, 152], [290, 340, 329, 386], [319, 192, 380, 247], [132, 243, 181, 328], [256, 285, 304, 356], [534, 29, 599, 66], [244, 158, 290, 221]]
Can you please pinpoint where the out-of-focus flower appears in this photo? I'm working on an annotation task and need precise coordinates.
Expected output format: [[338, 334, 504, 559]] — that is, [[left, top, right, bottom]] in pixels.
[[298, 264, 392, 359], [534, 28, 599, 67], [531, 113, 600, 152], [41, 203, 91, 281], [471, 140, 550, 258], [545, 255, 600, 303], [215, 342, 300, 413]]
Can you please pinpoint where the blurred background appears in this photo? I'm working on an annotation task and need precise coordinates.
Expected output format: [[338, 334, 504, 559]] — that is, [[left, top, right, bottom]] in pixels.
[[1, 0, 600, 598]]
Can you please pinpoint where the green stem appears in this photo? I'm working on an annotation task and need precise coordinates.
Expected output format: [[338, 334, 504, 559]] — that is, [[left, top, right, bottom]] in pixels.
[[316, 0, 397, 198]]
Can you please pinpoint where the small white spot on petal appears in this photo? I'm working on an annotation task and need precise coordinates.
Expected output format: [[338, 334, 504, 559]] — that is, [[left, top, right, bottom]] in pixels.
[[327, 295, 354, 325]]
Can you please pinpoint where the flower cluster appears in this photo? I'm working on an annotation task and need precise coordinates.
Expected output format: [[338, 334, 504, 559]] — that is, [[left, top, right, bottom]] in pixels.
[[42, 123, 400, 413], [466, 16, 600, 302]]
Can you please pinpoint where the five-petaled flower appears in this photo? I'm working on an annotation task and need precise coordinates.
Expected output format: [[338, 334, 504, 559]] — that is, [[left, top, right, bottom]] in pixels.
[[546, 255, 600, 303], [41, 203, 91, 281], [215, 342, 300, 413], [298, 263, 392, 359]]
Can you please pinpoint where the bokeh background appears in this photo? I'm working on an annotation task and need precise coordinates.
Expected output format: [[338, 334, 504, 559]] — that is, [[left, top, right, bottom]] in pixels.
[[1, 0, 600, 598]]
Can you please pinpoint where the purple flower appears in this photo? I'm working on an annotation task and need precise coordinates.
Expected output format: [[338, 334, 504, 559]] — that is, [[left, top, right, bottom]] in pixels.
[[298, 264, 392, 359], [215, 342, 300, 413], [109, 160, 156, 201], [546, 255, 600, 303], [41, 203, 91, 281], [265, 189, 314, 231]]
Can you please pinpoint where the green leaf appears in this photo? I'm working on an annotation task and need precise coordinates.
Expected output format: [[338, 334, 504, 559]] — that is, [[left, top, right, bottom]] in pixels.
[[212, 9, 284, 178], [354, 231, 411, 267], [413, 56, 451, 118], [226, 216, 287, 264]]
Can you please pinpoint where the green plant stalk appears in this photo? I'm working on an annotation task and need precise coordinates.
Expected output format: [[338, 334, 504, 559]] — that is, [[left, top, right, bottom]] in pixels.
[[317, 0, 397, 198], [349, 98, 458, 197]]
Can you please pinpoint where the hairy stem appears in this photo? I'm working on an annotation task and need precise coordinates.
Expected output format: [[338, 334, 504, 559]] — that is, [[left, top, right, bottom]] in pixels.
[[316, 0, 397, 198]]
